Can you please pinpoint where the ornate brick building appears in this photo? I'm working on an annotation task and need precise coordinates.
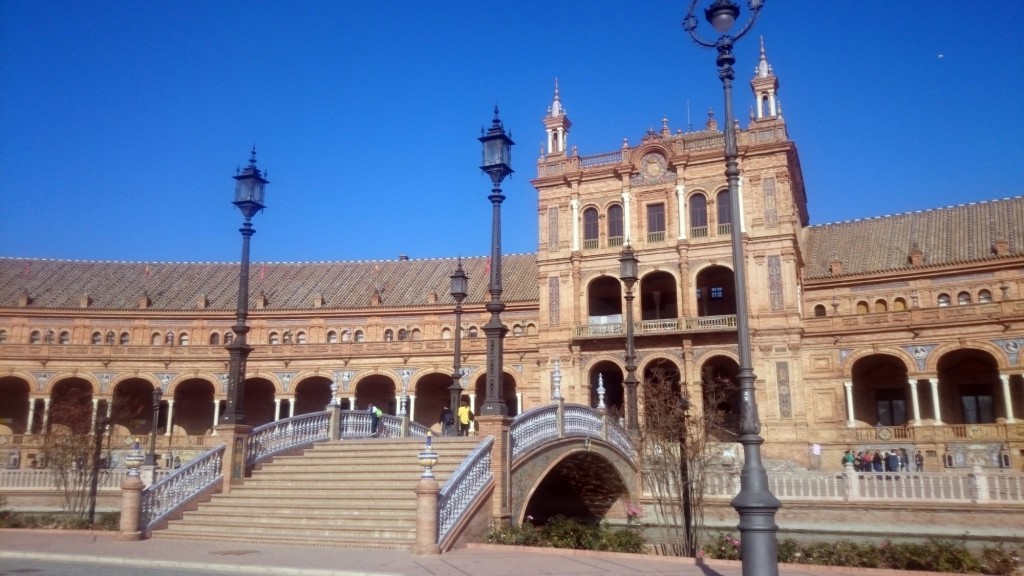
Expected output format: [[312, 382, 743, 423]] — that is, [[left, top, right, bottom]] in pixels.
[[2, 46, 1022, 472]]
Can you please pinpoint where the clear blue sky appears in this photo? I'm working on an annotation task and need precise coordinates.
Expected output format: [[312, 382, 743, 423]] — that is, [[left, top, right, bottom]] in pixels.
[[2, 2, 1022, 263]]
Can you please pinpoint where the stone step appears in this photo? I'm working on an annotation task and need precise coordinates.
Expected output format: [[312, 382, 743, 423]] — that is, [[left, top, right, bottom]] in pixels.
[[181, 510, 417, 529], [155, 530, 413, 550], [159, 522, 415, 542], [186, 505, 416, 519]]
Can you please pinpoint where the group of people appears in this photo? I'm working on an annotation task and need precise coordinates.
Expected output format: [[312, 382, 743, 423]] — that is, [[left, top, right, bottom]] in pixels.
[[439, 401, 474, 436], [842, 447, 925, 473]]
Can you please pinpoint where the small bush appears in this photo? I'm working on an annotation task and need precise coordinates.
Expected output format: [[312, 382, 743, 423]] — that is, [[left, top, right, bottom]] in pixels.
[[96, 512, 120, 531], [486, 516, 647, 554], [485, 523, 546, 547]]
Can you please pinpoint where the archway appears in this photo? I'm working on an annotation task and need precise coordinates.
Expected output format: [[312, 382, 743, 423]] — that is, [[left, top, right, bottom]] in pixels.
[[413, 372, 455, 430], [640, 271, 678, 321], [244, 377, 277, 426], [110, 378, 157, 437], [0, 377, 30, 434], [851, 354, 910, 426], [694, 266, 736, 316], [48, 378, 93, 434], [471, 372, 519, 417], [586, 276, 622, 324], [294, 376, 332, 415], [521, 451, 629, 524], [173, 378, 215, 435], [700, 356, 739, 440], [588, 361, 624, 416], [937, 349, 1002, 424], [355, 375, 397, 414], [642, 357, 681, 425]]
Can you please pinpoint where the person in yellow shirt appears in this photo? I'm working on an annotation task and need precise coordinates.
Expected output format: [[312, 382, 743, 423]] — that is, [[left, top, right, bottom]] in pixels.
[[457, 401, 473, 436]]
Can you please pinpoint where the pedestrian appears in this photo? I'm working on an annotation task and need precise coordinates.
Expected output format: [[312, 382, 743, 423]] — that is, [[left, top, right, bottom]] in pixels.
[[915, 451, 924, 472], [854, 451, 864, 472], [898, 448, 908, 472], [862, 450, 874, 473], [885, 450, 900, 473], [841, 449, 855, 469], [457, 400, 473, 436], [368, 403, 383, 437], [439, 405, 455, 436], [872, 451, 883, 473]]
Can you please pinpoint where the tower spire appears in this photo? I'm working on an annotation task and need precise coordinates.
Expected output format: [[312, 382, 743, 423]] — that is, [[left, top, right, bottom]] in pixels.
[[751, 36, 781, 122], [543, 78, 572, 155]]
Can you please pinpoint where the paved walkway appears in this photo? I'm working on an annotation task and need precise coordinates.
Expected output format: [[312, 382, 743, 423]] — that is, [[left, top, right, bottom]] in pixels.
[[0, 529, 950, 576]]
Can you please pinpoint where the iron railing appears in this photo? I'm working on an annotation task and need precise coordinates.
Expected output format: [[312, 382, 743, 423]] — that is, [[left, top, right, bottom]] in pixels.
[[140, 444, 224, 532], [437, 437, 494, 545]]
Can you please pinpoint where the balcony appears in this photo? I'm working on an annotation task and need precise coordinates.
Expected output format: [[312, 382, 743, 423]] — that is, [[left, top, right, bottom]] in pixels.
[[574, 314, 737, 338]]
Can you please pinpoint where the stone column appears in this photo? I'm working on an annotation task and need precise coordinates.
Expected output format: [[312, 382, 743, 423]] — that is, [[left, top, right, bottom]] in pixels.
[[675, 184, 687, 240], [570, 198, 580, 251], [843, 381, 855, 427], [90, 398, 98, 432], [622, 190, 633, 244], [41, 398, 50, 431], [349, 395, 356, 411], [165, 400, 175, 436], [928, 378, 943, 424], [214, 424, 252, 494], [212, 399, 220, 429], [907, 379, 922, 425], [843, 461, 859, 499], [117, 473, 145, 541], [409, 394, 417, 421], [516, 392, 523, 415], [999, 374, 1016, 423], [413, 477, 440, 555], [475, 415, 512, 524], [289, 397, 296, 418], [468, 393, 477, 434], [274, 398, 281, 421], [26, 398, 35, 435]]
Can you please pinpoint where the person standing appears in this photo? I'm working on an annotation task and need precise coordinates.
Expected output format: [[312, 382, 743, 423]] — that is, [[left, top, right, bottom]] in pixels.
[[439, 405, 455, 437], [915, 451, 925, 472], [368, 403, 383, 437], [457, 401, 473, 436]]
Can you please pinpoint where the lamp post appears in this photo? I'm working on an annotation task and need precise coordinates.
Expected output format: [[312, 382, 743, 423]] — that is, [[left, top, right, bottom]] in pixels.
[[221, 147, 267, 425], [478, 107, 514, 416], [683, 2, 780, 574], [145, 388, 162, 466], [449, 258, 469, 415], [87, 416, 109, 526], [619, 245, 640, 432]]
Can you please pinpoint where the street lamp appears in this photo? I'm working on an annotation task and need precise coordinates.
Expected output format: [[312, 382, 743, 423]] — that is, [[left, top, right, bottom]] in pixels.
[[478, 107, 514, 416], [449, 258, 469, 417], [221, 147, 268, 425], [683, 2, 780, 575], [619, 245, 640, 432], [145, 388, 162, 466]]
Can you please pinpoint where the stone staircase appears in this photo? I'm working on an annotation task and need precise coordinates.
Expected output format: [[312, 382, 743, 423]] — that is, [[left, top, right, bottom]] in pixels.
[[154, 436, 481, 549]]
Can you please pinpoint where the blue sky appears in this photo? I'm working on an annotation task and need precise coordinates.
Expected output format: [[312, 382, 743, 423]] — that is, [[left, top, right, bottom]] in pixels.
[[2, 2, 1022, 263]]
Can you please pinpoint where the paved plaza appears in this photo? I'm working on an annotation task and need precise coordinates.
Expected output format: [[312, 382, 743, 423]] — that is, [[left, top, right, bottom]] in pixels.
[[0, 529, 957, 576]]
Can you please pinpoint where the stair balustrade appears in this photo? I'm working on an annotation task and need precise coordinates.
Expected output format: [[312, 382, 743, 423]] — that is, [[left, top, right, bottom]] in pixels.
[[246, 411, 331, 469], [437, 437, 494, 546], [140, 444, 224, 533]]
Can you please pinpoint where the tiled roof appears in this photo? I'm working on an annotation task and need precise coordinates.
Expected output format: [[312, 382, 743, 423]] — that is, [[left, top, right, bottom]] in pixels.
[[0, 255, 538, 312], [802, 197, 1024, 280]]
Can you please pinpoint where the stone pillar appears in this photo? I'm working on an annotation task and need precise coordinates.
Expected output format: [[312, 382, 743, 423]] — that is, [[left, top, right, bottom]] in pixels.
[[907, 379, 922, 425], [675, 185, 687, 240], [409, 394, 417, 421], [26, 398, 35, 435], [329, 404, 341, 441], [289, 397, 296, 418], [117, 473, 145, 541], [475, 415, 512, 523], [413, 477, 441, 555], [999, 374, 1016, 424], [273, 398, 281, 421], [212, 400, 221, 429], [843, 461, 859, 499], [970, 464, 989, 502], [214, 424, 252, 494], [516, 392, 523, 415], [843, 381, 855, 427], [165, 400, 175, 436], [349, 395, 356, 411], [928, 378, 943, 424], [556, 398, 566, 439], [468, 393, 477, 434], [41, 398, 50, 431]]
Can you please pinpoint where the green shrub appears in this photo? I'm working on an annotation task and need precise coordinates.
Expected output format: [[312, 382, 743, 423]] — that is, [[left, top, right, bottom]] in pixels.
[[485, 523, 546, 547], [486, 517, 648, 554], [979, 544, 1022, 576], [603, 527, 646, 554], [96, 512, 120, 531]]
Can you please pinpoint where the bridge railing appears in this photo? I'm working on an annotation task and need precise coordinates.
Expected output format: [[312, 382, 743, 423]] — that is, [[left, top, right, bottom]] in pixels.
[[437, 436, 494, 546], [701, 465, 1024, 503], [141, 444, 224, 532], [246, 411, 331, 469], [336, 410, 430, 439], [510, 401, 635, 462]]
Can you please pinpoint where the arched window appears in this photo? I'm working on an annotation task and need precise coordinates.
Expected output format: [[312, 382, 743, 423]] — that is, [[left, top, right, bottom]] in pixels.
[[384, 329, 394, 342], [957, 291, 971, 305], [855, 301, 869, 314], [468, 326, 479, 338], [105, 331, 115, 344], [58, 331, 70, 344], [282, 331, 293, 344], [689, 194, 708, 237], [937, 293, 951, 307], [269, 332, 280, 345], [326, 330, 338, 344], [813, 304, 826, 317], [893, 297, 907, 311], [411, 328, 421, 340], [178, 332, 189, 346], [582, 207, 599, 249], [210, 332, 220, 346], [44, 330, 54, 344], [607, 204, 624, 247], [0, 330, 7, 344], [979, 289, 993, 303], [30, 330, 42, 344], [224, 332, 234, 344], [441, 327, 452, 340], [91, 331, 102, 345], [119, 332, 130, 345], [527, 323, 538, 336], [874, 299, 888, 313], [512, 324, 524, 337], [151, 332, 162, 345], [341, 330, 351, 343], [296, 331, 307, 344], [397, 328, 408, 341], [716, 189, 731, 235], [354, 330, 365, 343]]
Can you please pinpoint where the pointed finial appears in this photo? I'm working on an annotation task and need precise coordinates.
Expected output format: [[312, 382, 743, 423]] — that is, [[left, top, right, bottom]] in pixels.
[[550, 78, 563, 117], [755, 36, 772, 79], [249, 145, 258, 166]]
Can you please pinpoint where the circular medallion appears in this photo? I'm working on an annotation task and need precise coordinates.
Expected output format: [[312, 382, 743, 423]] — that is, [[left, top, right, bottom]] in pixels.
[[967, 425, 983, 439], [640, 153, 666, 178], [877, 428, 893, 441]]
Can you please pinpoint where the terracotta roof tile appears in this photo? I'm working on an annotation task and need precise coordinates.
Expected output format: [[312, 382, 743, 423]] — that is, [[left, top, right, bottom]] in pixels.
[[0, 255, 538, 311], [803, 196, 1024, 279]]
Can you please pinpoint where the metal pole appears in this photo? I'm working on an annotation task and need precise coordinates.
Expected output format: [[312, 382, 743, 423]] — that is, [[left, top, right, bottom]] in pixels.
[[481, 183, 508, 416], [146, 389, 161, 466], [623, 280, 639, 431], [87, 416, 108, 526], [683, 2, 779, 573], [450, 298, 465, 414], [222, 215, 254, 424]]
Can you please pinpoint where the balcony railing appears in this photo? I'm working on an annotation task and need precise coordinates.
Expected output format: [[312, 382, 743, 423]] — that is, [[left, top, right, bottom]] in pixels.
[[647, 231, 666, 243], [582, 238, 599, 250], [575, 314, 737, 337], [690, 226, 708, 238], [717, 223, 732, 236]]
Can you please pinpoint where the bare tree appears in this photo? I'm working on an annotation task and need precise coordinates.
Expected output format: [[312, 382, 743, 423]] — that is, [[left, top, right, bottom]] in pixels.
[[636, 369, 735, 556]]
